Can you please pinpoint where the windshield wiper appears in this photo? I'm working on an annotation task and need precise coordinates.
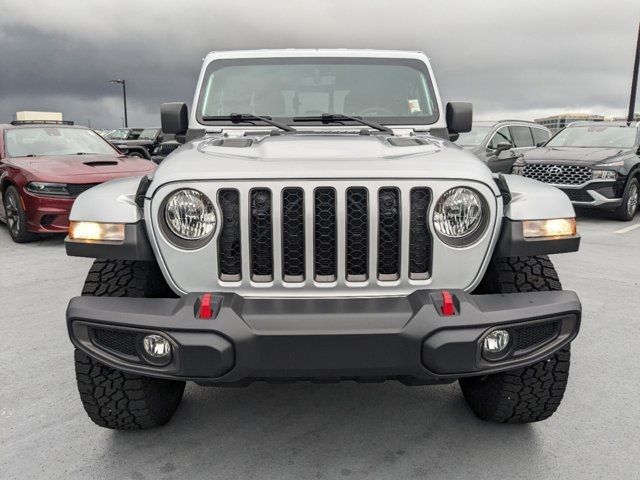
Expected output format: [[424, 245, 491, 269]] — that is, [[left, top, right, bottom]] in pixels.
[[293, 113, 394, 135], [202, 113, 297, 132]]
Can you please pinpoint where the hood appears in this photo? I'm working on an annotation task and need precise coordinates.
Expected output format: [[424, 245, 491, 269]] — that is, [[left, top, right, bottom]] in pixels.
[[149, 133, 497, 194], [11, 154, 155, 177], [522, 146, 634, 166]]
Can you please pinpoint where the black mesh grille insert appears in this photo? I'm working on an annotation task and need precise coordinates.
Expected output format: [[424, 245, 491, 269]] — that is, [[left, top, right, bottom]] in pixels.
[[346, 188, 369, 281], [314, 188, 337, 281], [514, 321, 559, 350], [377, 188, 400, 280], [409, 188, 432, 279], [250, 189, 273, 281], [218, 189, 241, 280], [67, 183, 99, 197], [92, 328, 138, 356], [562, 189, 593, 202], [282, 188, 305, 282]]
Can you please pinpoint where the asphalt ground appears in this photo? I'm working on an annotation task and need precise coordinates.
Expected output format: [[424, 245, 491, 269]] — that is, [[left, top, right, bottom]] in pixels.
[[2, 212, 639, 479]]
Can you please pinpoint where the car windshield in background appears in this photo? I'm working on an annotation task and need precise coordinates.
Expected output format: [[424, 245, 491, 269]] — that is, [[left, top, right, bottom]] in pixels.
[[5, 127, 117, 157], [456, 126, 491, 146], [105, 129, 130, 140], [138, 128, 159, 140], [547, 125, 638, 148], [197, 58, 439, 125]]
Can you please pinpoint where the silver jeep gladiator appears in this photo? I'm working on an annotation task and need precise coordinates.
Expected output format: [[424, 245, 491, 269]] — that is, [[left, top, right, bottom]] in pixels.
[[65, 49, 582, 430]]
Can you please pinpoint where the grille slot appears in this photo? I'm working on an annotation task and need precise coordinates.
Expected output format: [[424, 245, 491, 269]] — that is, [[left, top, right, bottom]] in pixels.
[[346, 188, 369, 281], [409, 188, 432, 279], [91, 328, 138, 357], [562, 189, 594, 202], [314, 188, 337, 282], [377, 188, 401, 280], [522, 164, 591, 185], [514, 321, 560, 351], [250, 189, 273, 281], [218, 189, 241, 281], [67, 183, 99, 197], [282, 188, 305, 282]]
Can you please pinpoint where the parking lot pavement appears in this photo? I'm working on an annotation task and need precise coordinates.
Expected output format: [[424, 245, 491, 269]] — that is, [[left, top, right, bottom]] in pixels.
[[1, 214, 639, 480]]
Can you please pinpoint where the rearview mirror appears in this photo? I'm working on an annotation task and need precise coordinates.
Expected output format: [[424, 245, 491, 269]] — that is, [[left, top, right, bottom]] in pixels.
[[446, 102, 473, 134], [494, 142, 512, 154], [161, 102, 188, 136]]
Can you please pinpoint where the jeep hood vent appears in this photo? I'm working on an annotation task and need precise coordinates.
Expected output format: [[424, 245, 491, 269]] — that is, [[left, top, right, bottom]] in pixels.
[[387, 137, 429, 147], [209, 138, 254, 148]]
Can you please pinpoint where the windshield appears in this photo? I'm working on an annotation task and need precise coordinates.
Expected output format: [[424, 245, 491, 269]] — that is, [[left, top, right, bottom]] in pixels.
[[5, 127, 117, 157], [547, 125, 638, 148], [456, 126, 492, 146], [138, 128, 159, 140], [105, 129, 130, 140], [197, 57, 439, 126]]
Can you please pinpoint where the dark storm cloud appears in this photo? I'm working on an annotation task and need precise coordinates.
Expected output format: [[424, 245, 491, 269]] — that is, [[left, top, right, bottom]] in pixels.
[[0, 0, 638, 128]]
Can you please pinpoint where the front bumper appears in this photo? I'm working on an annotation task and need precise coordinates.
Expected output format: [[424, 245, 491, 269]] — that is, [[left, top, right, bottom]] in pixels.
[[22, 190, 75, 233], [67, 290, 581, 385], [559, 182, 623, 208]]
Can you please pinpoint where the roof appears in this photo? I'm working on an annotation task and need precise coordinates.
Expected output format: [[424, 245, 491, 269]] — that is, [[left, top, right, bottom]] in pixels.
[[565, 121, 640, 128], [202, 49, 428, 63], [472, 120, 548, 127], [1, 122, 87, 130]]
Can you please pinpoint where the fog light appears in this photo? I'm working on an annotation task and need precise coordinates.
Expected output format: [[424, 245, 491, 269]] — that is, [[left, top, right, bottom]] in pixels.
[[483, 330, 510, 354], [142, 334, 171, 358]]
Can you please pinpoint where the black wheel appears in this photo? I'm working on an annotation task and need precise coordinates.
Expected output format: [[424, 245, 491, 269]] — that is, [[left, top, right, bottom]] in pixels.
[[613, 177, 639, 221], [460, 256, 571, 423], [75, 259, 184, 430], [2, 185, 38, 243]]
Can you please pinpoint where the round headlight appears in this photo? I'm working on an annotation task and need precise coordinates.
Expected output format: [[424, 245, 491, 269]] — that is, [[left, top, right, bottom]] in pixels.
[[164, 189, 216, 241], [433, 187, 486, 246]]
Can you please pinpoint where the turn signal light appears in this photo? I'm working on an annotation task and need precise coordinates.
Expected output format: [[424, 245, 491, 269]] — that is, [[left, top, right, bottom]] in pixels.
[[68, 221, 125, 243], [522, 218, 576, 238]]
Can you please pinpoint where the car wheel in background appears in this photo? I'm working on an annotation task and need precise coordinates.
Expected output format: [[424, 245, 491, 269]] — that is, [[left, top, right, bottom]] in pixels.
[[3, 185, 38, 243], [613, 177, 639, 221]]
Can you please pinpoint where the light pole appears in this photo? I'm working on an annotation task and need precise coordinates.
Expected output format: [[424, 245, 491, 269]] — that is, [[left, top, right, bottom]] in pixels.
[[109, 79, 128, 127], [628, 22, 640, 125]]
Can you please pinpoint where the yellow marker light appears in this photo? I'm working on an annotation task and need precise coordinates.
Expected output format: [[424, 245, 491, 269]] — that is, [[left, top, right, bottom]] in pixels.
[[522, 218, 577, 238], [69, 221, 125, 243]]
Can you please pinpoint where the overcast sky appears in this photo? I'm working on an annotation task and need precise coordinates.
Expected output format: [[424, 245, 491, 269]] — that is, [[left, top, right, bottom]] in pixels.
[[0, 0, 638, 128]]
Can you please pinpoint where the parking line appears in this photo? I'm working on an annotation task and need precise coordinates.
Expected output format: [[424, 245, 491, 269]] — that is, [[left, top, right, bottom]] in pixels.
[[614, 223, 640, 234]]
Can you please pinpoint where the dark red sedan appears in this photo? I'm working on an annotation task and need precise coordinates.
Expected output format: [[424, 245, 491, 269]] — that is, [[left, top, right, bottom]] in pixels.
[[0, 121, 156, 242]]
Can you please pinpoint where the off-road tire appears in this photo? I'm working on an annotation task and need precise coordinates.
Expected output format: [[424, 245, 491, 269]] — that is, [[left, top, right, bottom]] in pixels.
[[613, 177, 639, 221], [3, 185, 38, 243], [461, 255, 571, 423], [75, 259, 184, 430], [75, 350, 185, 430]]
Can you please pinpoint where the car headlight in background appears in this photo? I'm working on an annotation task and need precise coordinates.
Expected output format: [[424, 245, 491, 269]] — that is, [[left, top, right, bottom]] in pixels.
[[68, 221, 125, 243], [522, 218, 577, 238], [26, 182, 70, 196], [511, 165, 524, 175], [164, 189, 216, 241], [591, 170, 616, 181], [433, 187, 487, 247]]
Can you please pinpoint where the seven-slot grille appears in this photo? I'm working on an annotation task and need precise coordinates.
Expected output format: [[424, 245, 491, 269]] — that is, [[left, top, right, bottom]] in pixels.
[[216, 186, 433, 284], [522, 164, 591, 185]]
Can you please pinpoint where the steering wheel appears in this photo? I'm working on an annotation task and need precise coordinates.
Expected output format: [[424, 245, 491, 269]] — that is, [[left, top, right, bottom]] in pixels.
[[357, 107, 395, 117]]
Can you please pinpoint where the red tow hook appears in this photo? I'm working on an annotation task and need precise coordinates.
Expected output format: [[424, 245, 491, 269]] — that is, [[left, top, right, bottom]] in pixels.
[[441, 291, 456, 316], [198, 293, 214, 319]]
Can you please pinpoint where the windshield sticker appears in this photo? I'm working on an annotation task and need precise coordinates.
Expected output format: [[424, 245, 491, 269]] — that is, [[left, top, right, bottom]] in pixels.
[[408, 99, 421, 113]]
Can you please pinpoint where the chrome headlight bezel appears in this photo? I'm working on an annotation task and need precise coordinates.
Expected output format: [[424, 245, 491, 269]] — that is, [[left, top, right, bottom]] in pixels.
[[433, 187, 488, 247], [160, 188, 217, 249]]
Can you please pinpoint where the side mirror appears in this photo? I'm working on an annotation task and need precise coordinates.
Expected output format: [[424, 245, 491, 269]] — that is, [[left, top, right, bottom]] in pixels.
[[536, 141, 546, 147], [446, 102, 473, 134], [494, 142, 512, 154], [161, 102, 188, 135]]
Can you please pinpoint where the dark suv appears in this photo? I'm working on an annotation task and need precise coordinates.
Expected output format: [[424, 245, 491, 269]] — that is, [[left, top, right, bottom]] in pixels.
[[513, 121, 640, 220], [456, 120, 551, 173]]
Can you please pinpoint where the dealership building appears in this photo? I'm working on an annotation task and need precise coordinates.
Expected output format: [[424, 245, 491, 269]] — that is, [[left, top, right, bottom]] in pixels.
[[534, 113, 605, 131]]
